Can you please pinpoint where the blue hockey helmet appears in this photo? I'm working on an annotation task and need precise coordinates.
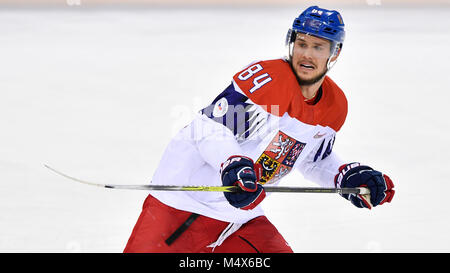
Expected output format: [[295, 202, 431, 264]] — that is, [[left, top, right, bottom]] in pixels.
[[286, 6, 345, 66]]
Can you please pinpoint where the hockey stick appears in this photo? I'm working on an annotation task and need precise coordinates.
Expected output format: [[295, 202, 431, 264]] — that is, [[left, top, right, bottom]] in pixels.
[[44, 164, 370, 195]]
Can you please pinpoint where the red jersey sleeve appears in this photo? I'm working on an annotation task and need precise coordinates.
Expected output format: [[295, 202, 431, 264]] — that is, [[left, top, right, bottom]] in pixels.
[[319, 76, 348, 132]]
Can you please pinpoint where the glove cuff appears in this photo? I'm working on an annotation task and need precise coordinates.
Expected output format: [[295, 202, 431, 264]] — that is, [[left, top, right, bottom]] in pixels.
[[240, 186, 266, 210], [220, 155, 254, 176], [334, 162, 361, 188]]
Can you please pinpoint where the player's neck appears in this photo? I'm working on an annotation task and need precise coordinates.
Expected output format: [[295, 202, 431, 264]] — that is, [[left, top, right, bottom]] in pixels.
[[300, 77, 325, 100]]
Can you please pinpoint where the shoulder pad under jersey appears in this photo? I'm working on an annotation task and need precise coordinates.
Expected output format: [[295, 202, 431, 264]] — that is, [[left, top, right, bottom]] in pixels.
[[232, 59, 300, 116]]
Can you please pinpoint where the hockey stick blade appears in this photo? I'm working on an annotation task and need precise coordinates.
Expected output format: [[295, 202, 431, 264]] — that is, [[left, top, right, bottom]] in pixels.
[[44, 164, 239, 192], [44, 164, 369, 195]]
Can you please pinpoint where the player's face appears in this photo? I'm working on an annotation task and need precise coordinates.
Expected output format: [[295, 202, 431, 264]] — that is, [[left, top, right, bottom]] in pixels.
[[291, 33, 333, 85]]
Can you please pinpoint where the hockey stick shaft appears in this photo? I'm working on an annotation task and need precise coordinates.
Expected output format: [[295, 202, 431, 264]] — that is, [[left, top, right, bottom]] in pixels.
[[44, 164, 369, 195], [107, 184, 368, 194]]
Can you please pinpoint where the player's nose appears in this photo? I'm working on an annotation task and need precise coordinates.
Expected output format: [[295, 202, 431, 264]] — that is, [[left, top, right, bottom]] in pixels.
[[302, 47, 315, 59], [296, 47, 314, 61]]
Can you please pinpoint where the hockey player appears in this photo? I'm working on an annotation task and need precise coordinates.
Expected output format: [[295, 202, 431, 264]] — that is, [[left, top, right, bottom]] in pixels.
[[124, 6, 395, 253]]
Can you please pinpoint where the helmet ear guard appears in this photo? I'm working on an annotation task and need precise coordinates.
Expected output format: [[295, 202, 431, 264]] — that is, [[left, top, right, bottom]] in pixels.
[[285, 28, 296, 60], [285, 28, 296, 47]]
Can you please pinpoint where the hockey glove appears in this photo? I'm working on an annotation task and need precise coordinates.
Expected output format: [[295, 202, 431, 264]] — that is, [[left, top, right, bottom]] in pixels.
[[335, 163, 395, 209], [220, 155, 265, 210]]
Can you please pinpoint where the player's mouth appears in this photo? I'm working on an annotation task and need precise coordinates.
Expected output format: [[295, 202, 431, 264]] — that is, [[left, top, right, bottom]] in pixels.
[[298, 62, 316, 70]]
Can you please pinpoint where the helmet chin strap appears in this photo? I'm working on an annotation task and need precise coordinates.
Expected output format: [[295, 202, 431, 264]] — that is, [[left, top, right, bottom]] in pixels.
[[326, 56, 336, 71], [326, 43, 342, 71]]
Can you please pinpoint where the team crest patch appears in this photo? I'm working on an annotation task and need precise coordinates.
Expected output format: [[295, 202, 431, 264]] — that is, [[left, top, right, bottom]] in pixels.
[[256, 131, 306, 184]]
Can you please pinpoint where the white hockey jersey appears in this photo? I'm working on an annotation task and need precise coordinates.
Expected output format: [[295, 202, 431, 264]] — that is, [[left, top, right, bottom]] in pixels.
[[150, 58, 348, 224]]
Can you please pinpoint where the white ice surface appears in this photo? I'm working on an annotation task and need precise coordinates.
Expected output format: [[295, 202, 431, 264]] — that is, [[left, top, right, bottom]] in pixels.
[[1, 6, 450, 252]]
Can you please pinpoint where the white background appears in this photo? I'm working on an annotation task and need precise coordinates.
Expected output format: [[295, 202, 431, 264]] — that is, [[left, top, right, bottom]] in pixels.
[[1, 5, 449, 252]]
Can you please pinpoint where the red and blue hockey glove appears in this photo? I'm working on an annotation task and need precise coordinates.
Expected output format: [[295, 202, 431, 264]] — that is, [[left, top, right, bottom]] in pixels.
[[335, 163, 395, 209], [220, 155, 265, 210]]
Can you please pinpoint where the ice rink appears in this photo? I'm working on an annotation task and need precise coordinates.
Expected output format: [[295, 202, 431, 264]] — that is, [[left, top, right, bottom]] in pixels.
[[1, 4, 450, 252]]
